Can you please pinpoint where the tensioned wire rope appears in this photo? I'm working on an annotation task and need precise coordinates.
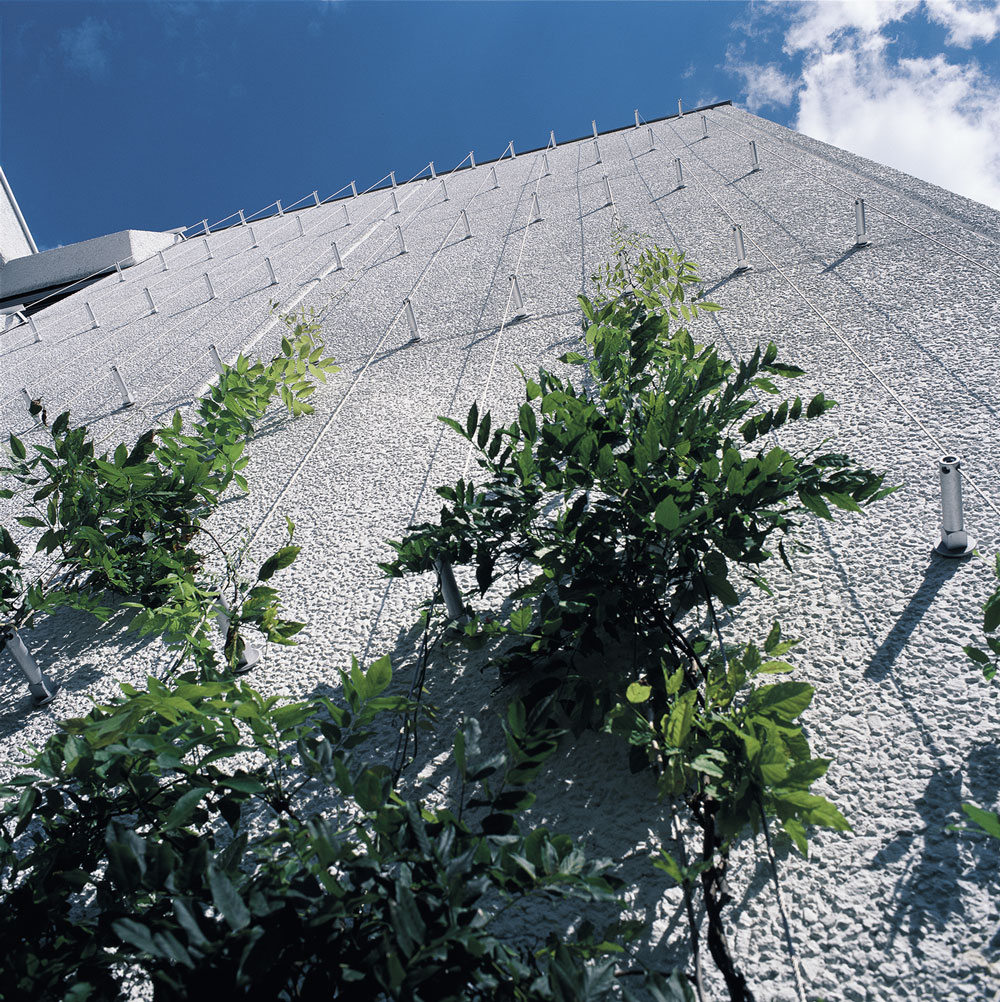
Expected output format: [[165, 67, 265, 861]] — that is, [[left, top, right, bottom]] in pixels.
[[0, 156, 490, 664], [237, 142, 525, 558], [644, 119, 1000, 988], [625, 119, 993, 1002], [701, 107, 1000, 282], [587, 117, 813, 1002], [0, 178, 374, 365], [0, 171, 413, 430], [645, 118, 992, 1002], [0, 167, 447, 586], [361, 135, 620, 669], [708, 104, 1000, 265], [646, 108, 1000, 527], [119, 161, 465, 434], [641, 109, 1000, 450], [6, 167, 437, 444], [361, 147, 564, 755]]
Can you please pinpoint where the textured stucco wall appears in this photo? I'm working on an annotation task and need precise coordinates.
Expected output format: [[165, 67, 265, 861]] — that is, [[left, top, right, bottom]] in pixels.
[[1, 105, 999, 1002]]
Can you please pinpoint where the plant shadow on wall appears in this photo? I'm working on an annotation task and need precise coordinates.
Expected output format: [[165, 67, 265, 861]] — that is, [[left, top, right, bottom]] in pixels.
[[385, 229, 900, 1002], [0, 308, 674, 1001]]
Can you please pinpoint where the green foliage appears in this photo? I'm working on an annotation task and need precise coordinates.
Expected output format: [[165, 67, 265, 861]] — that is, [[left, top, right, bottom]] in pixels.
[[950, 802, 1000, 840], [383, 232, 896, 1000], [0, 659, 647, 1001], [0, 308, 334, 674], [963, 552, 1000, 682]]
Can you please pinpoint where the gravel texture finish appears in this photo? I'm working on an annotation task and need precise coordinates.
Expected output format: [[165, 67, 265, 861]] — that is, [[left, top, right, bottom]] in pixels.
[[2, 106, 1000, 1001]]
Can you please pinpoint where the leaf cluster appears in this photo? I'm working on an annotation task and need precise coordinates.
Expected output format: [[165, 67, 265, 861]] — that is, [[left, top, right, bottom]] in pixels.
[[0, 659, 660, 1001]]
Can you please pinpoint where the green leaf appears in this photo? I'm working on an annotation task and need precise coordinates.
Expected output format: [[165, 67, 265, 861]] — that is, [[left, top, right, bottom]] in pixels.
[[163, 787, 209, 831], [257, 546, 300, 581], [654, 497, 680, 531], [509, 606, 532, 633], [747, 682, 814, 722], [960, 803, 1000, 840], [208, 863, 251, 931], [664, 690, 697, 748], [626, 682, 651, 704], [9, 434, 26, 460]]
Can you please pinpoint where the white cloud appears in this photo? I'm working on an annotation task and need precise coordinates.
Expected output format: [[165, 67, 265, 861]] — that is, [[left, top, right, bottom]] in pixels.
[[925, 0, 1000, 46], [752, 1, 1000, 210], [796, 48, 1000, 209], [728, 58, 799, 112], [59, 17, 113, 79], [783, 1, 920, 53]]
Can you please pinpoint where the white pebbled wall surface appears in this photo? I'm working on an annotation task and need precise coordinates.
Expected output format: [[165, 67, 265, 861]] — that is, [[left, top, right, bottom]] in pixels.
[[1, 102, 999, 1001]]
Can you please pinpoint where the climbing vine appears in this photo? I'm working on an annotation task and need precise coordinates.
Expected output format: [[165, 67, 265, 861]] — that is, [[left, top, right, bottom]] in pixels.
[[384, 232, 897, 999], [0, 307, 337, 682]]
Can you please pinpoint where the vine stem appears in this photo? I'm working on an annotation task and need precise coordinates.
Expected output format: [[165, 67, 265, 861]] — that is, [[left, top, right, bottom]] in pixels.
[[757, 800, 809, 1002], [672, 812, 708, 1002]]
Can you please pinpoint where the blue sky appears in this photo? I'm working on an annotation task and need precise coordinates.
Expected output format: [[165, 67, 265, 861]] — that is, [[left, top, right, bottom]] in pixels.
[[3, 1, 999, 251]]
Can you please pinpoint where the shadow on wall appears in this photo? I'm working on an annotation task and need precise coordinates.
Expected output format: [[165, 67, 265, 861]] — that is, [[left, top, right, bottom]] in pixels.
[[864, 555, 966, 681], [875, 740, 1000, 953]]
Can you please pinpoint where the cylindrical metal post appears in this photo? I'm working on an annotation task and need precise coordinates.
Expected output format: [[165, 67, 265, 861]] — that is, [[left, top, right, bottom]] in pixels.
[[490, 165, 499, 190], [3, 629, 60, 705], [390, 171, 397, 189], [201, 218, 209, 235], [602, 174, 613, 207], [110, 364, 134, 408], [249, 225, 259, 248], [204, 273, 217, 301], [509, 274, 528, 319], [434, 559, 465, 620], [295, 215, 304, 238], [648, 126, 655, 152], [85, 302, 98, 329], [594, 139, 602, 164], [470, 150, 477, 168], [429, 161, 436, 179], [678, 98, 684, 117], [158, 250, 169, 271], [115, 259, 125, 282], [404, 297, 419, 340], [209, 342, 224, 374], [276, 199, 284, 216], [239, 208, 247, 225], [27, 315, 40, 343], [144, 287, 158, 315], [396, 224, 407, 255], [460, 208, 471, 239], [351, 180, 358, 198], [592, 119, 598, 138], [634, 108, 641, 128], [701, 114, 708, 139], [542, 153, 551, 176], [331, 240, 343, 270], [936, 456, 975, 556], [391, 190, 400, 214], [265, 257, 278, 286], [733, 224, 751, 272], [750, 140, 761, 172], [549, 130, 557, 149], [855, 198, 870, 246], [312, 190, 320, 206], [20, 387, 36, 420], [203, 238, 214, 261], [440, 178, 449, 201], [508, 140, 516, 159], [342, 203, 351, 226]]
